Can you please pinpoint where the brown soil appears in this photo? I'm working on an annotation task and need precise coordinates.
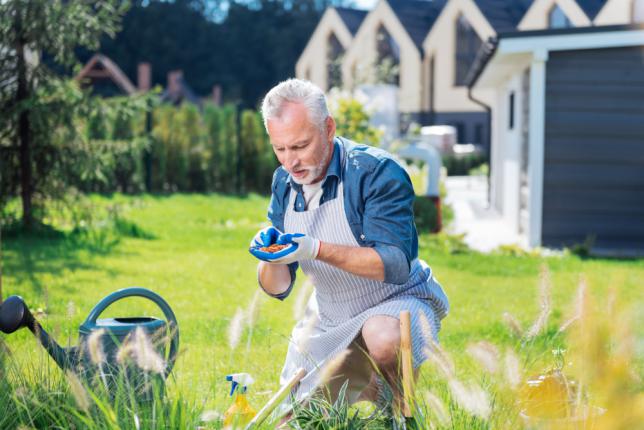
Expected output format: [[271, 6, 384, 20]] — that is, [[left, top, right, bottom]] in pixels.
[[259, 243, 289, 253]]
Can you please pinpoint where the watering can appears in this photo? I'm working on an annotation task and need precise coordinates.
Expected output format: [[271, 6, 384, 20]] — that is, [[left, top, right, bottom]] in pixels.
[[0, 287, 179, 397]]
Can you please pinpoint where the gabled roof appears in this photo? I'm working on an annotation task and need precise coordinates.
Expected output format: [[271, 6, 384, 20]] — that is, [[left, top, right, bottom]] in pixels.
[[575, 0, 607, 20], [473, 0, 533, 33], [334, 7, 368, 35], [76, 54, 137, 95], [388, 0, 447, 50]]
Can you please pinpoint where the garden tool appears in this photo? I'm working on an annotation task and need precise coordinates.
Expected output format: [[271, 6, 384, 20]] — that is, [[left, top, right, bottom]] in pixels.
[[0, 287, 179, 398], [224, 373, 257, 428], [245, 367, 306, 430]]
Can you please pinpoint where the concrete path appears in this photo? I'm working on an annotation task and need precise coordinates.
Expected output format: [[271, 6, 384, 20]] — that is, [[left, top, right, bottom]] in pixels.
[[443, 176, 525, 253]]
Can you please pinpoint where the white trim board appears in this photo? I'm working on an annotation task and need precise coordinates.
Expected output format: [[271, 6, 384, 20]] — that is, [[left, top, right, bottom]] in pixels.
[[527, 49, 547, 248], [499, 28, 644, 53]]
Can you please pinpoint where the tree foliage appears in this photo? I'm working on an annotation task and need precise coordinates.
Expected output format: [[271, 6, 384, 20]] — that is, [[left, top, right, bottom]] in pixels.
[[0, 0, 132, 228], [87, 0, 355, 108], [330, 96, 382, 147]]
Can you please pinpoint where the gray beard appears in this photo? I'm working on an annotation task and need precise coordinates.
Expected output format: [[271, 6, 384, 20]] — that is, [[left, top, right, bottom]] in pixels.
[[292, 138, 332, 185]]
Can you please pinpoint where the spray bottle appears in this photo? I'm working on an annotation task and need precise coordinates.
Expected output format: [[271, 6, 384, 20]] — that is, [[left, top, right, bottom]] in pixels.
[[224, 373, 257, 428]]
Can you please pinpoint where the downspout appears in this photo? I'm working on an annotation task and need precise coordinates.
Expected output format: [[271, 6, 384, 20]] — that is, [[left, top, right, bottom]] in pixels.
[[467, 86, 492, 207], [465, 37, 498, 208]]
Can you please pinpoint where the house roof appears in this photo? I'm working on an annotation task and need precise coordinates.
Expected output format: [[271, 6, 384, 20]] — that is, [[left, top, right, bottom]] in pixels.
[[473, 0, 533, 33], [466, 24, 641, 87], [388, 0, 447, 50], [334, 7, 368, 35], [161, 72, 201, 106], [76, 53, 137, 95], [575, 0, 608, 20]]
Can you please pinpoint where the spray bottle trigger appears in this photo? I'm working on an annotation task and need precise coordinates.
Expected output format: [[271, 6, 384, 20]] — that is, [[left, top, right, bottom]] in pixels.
[[226, 375, 238, 396]]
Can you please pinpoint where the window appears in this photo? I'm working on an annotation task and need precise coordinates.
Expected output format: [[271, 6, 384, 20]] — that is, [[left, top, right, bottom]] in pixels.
[[455, 14, 483, 86], [327, 33, 344, 90], [376, 24, 400, 85], [508, 91, 515, 130], [634, 0, 644, 23], [548, 4, 572, 28], [474, 123, 483, 145]]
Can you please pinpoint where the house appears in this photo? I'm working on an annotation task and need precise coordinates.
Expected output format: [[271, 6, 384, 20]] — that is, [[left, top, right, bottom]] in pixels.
[[76, 54, 205, 106], [297, 0, 638, 151], [340, 0, 446, 131], [468, 25, 644, 254], [161, 70, 201, 106], [296, 7, 367, 91], [421, 0, 532, 150]]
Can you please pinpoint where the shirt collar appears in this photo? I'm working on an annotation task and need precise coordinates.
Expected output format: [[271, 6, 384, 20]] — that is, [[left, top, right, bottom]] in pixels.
[[287, 138, 341, 190]]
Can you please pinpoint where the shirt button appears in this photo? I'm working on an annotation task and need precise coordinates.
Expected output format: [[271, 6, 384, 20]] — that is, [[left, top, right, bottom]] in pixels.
[[360, 234, 366, 240]]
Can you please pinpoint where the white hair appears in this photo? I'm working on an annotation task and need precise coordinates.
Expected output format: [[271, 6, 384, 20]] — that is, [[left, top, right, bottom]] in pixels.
[[261, 78, 330, 132]]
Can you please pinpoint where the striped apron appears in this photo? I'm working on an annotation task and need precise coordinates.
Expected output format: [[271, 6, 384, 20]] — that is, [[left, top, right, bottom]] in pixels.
[[278, 154, 449, 407]]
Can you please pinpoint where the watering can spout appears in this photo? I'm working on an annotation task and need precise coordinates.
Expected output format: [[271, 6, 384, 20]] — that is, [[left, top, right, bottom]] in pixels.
[[0, 296, 73, 371]]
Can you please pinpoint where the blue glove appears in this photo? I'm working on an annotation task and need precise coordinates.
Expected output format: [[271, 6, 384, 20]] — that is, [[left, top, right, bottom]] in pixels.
[[249, 226, 295, 262], [250, 226, 282, 249]]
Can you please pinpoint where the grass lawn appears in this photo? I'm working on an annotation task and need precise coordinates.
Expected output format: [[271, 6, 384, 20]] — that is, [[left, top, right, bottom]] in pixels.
[[2, 193, 643, 428]]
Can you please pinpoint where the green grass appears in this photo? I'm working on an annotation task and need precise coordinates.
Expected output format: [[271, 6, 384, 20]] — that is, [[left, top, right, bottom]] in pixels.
[[2, 193, 643, 428]]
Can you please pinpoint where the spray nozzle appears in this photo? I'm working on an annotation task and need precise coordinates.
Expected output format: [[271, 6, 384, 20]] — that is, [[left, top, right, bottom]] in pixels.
[[226, 373, 254, 396]]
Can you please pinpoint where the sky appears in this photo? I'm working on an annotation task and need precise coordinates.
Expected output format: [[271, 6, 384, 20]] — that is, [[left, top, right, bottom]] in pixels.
[[353, 0, 378, 9]]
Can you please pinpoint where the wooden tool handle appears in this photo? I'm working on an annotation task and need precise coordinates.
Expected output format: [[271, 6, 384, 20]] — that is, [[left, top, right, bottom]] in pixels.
[[245, 367, 306, 429], [400, 310, 414, 418]]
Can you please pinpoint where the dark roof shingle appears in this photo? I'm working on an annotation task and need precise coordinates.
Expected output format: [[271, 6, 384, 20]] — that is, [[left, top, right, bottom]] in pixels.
[[387, 0, 447, 51], [334, 7, 368, 35], [473, 0, 533, 33], [576, 0, 608, 20]]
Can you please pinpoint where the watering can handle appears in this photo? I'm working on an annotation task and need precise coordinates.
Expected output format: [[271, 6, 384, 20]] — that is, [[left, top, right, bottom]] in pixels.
[[83, 287, 180, 377]]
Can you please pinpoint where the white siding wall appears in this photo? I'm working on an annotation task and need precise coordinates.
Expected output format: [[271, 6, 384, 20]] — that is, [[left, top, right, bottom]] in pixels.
[[296, 9, 354, 91], [499, 75, 524, 233], [421, 0, 495, 113], [594, 0, 635, 24], [341, 1, 423, 113]]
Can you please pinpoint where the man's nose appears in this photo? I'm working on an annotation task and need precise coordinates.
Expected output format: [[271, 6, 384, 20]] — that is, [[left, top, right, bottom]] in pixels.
[[285, 151, 299, 169]]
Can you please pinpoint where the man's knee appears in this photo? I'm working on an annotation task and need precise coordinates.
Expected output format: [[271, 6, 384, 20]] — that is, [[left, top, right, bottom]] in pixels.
[[361, 315, 401, 369]]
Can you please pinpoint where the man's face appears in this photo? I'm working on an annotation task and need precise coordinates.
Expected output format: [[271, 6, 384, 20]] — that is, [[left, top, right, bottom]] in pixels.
[[267, 102, 336, 185]]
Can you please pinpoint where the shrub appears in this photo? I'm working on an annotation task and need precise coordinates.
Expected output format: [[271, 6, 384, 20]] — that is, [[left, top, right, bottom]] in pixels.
[[330, 94, 382, 146], [240, 110, 276, 193], [443, 153, 487, 176], [413, 196, 440, 233]]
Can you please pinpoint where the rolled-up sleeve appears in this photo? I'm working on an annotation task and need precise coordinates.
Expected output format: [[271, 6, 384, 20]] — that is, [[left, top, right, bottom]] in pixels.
[[362, 159, 415, 284]]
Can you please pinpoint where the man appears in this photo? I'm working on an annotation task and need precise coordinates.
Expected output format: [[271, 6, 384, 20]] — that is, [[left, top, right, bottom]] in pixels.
[[249, 79, 449, 413]]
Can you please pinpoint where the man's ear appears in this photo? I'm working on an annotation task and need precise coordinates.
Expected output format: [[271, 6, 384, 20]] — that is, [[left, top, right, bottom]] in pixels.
[[326, 116, 336, 142]]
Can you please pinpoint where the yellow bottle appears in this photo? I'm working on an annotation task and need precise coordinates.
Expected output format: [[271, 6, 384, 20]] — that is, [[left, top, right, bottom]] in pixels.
[[223, 373, 257, 429]]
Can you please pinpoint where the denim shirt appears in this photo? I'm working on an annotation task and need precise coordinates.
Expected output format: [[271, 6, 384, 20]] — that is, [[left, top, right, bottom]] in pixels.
[[266, 136, 419, 300]]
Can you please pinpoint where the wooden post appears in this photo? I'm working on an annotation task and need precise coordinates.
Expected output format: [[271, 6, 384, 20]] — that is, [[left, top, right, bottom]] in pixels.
[[400, 310, 414, 418], [245, 367, 306, 430]]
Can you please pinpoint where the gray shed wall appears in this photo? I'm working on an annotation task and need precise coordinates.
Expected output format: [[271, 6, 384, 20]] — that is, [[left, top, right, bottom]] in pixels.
[[542, 46, 644, 253]]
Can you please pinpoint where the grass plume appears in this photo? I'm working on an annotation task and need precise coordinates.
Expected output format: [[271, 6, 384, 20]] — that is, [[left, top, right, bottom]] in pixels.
[[525, 264, 552, 339]]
